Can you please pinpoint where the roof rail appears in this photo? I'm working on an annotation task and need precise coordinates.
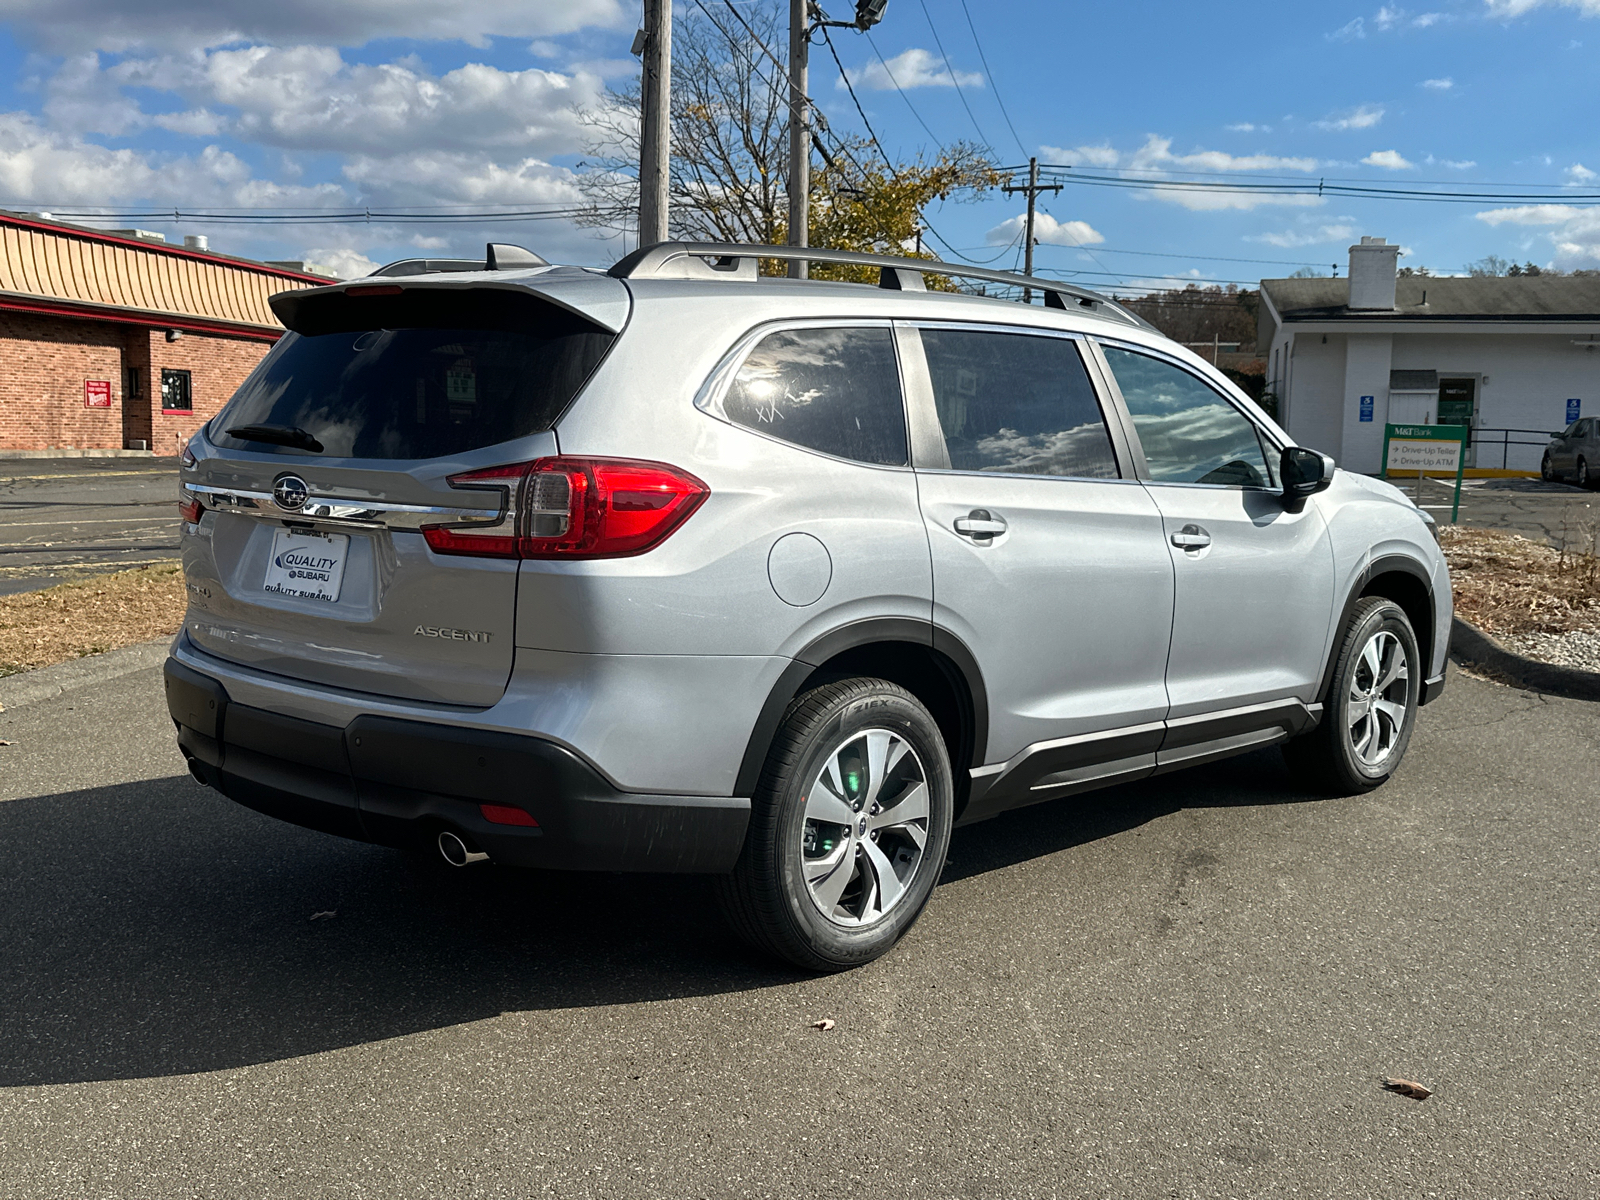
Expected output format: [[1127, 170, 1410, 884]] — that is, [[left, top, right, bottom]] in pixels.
[[607, 241, 1152, 330]]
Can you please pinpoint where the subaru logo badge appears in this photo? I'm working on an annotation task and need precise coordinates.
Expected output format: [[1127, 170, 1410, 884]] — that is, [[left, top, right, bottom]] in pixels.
[[272, 474, 310, 512]]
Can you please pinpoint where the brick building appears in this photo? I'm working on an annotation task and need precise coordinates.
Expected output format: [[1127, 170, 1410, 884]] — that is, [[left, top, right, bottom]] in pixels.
[[0, 213, 332, 454]]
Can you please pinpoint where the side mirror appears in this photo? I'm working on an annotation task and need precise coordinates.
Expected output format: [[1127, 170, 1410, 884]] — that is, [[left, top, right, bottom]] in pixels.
[[1281, 446, 1335, 503]]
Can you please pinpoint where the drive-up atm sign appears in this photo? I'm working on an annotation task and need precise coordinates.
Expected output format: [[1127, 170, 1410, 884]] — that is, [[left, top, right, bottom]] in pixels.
[[1383, 422, 1469, 522]]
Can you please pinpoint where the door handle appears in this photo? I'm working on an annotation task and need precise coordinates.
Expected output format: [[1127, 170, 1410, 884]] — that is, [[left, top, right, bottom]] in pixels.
[[954, 510, 1008, 538], [1170, 524, 1211, 549]]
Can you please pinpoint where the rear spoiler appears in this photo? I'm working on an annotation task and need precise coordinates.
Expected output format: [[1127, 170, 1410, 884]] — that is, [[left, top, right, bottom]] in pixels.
[[269, 266, 632, 335]]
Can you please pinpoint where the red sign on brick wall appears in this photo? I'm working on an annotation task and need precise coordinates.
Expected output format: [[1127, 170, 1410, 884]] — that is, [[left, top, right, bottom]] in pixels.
[[84, 380, 112, 408]]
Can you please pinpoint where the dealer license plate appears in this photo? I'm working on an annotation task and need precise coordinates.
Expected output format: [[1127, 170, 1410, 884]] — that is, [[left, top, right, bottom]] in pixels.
[[263, 527, 350, 603]]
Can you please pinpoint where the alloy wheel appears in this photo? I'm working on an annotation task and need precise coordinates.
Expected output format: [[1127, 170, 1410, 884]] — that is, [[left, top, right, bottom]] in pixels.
[[799, 728, 930, 927], [1347, 630, 1410, 769]]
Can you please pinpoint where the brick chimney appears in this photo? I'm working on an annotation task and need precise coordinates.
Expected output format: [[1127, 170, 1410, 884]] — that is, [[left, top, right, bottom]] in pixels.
[[1348, 236, 1399, 310]]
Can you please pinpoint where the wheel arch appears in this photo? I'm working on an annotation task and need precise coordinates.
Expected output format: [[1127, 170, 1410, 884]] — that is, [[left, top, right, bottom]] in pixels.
[[734, 619, 988, 807], [1316, 554, 1437, 705]]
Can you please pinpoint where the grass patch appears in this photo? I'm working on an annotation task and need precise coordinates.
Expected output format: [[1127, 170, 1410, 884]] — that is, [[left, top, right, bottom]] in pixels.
[[0, 564, 185, 677], [1440, 525, 1600, 638]]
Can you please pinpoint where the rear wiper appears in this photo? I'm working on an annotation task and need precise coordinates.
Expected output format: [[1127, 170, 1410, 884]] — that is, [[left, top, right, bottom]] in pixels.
[[227, 423, 324, 453]]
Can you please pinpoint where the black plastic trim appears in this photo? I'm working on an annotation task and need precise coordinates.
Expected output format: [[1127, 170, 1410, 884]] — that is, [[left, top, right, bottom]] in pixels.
[[959, 721, 1164, 824], [165, 658, 749, 874], [1421, 673, 1447, 706], [732, 619, 991, 797]]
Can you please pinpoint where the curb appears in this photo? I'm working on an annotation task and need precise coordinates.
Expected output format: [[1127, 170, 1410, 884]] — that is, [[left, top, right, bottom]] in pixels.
[[0, 638, 170, 711], [1449, 616, 1600, 702]]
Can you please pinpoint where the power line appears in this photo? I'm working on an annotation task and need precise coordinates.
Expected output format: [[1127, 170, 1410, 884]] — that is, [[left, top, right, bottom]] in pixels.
[[957, 0, 1026, 159], [917, 0, 989, 148], [820, 24, 894, 171], [863, 29, 946, 149], [1011, 166, 1600, 206]]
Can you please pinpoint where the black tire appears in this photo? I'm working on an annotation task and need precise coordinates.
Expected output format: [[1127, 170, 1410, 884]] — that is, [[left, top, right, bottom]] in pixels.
[[716, 677, 954, 971], [1579, 457, 1594, 490], [1541, 452, 1555, 482], [1282, 597, 1421, 796]]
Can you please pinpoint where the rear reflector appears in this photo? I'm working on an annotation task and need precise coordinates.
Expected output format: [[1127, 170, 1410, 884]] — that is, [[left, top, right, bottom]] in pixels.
[[480, 803, 539, 827], [423, 456, 708, 560], [178, 494, 203, 524]]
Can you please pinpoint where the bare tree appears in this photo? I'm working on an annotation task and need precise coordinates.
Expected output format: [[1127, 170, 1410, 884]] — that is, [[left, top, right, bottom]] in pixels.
[[575, 1, 999, 265]]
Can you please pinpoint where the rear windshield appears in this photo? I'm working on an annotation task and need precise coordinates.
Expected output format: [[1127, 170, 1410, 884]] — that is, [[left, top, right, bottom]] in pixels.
[[212, 291, 615, 460]]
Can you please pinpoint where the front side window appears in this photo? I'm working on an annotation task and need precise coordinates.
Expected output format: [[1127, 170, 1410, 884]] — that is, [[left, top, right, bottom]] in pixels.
[[161, 368, 193, 412], [1101, 345, 1271, 487], [919, 327, 1119, 478], [721, 326, 907, 466]]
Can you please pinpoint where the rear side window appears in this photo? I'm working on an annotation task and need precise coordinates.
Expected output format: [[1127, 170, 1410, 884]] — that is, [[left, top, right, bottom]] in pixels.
[[919, 327, 1119, 478], [1101, 345, 1271, 487], [212, 292, 614, 460], [720, 326, 908, 466]]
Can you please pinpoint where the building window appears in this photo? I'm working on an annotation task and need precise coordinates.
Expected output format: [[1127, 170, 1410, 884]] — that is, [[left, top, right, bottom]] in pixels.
[[161, 368, 193, 413]]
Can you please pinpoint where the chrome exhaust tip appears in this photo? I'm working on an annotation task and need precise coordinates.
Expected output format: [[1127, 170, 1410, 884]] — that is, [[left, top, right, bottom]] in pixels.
[[437, 829, 490, 867]]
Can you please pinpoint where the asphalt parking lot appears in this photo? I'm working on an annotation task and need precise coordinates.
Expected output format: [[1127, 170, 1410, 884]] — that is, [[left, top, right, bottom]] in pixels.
[[0, 458, 181, 595], [0, 652, 1594, 1198]]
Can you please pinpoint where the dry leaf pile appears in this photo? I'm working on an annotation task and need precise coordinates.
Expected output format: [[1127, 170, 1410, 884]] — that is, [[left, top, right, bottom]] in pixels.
[[0, 564, 186, 676], [1439, 526, 1600, 637]]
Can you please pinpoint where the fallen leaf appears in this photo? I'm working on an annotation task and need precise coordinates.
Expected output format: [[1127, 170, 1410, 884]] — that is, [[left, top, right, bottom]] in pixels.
[[1381, 1076, 1432, 1100], [811, 1019, 836, 1032], [308, 910, 338, 922]]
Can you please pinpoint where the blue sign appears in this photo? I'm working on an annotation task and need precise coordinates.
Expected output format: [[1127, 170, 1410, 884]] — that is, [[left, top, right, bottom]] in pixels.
[[1359, 395, 1375, 423], [1567, 398, 1582, 424]]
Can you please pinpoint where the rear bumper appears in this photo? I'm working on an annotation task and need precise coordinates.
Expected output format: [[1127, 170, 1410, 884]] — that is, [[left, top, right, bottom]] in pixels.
[[164, 657, 749, 873]]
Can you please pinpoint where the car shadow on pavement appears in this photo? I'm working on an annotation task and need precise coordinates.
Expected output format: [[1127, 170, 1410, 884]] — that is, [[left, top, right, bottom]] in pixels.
[[0, 747, 1308, 1087], [942, 745, 1311, 884]]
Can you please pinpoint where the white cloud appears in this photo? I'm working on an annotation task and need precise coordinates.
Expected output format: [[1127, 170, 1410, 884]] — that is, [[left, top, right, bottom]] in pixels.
[[840, 47, 982, 91], [0, 111, 343, 207], [1338, 6, 1452, 35], [1314, 104, 1386, 131], [1423, 154, 1477, 169], [1363, 149, 1414, 169], [1042, 135, 1316, 175], [1248, 223, 1360, 248], [984, 212, 1104, 247], [0, 0, 625, 52], [1040, 143, 1120, 168], [100, 47, 603, 157], [302, 247, 380, 279], [1484, 0, 1600, 17], [1226, 122, 1273, 133], [1566, 163, 1597, 183], [1476, 204, 1583, 225], [1420, 76, 1453, 89], [1040, 135, 1321, 210], [1476, 202, 1600, 270]]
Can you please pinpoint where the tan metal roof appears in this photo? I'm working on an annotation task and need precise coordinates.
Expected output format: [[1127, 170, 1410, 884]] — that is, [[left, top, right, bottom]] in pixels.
[[0, 213, 328, 335]]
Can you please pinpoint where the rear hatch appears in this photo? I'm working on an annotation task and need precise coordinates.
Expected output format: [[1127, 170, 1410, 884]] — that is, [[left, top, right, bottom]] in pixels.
[[180, 271, 627, 706]]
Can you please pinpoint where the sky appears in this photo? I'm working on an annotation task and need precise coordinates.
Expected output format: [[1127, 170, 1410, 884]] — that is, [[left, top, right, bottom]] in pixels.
[[0, 0, 1596, 289]]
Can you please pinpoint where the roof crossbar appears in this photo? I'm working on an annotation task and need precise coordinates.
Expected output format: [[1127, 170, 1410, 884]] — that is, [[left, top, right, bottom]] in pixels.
[[607, 242, 1152, 330]]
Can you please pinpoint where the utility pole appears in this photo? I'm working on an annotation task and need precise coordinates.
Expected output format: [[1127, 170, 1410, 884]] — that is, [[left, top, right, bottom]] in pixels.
[[787, 0, 810, 279], [1001, 157, 1061, 301], [637, 0, 672, 248]]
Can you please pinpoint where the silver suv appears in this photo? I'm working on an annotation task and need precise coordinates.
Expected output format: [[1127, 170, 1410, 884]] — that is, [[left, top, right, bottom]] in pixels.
[[166, 242, 1452, 970]]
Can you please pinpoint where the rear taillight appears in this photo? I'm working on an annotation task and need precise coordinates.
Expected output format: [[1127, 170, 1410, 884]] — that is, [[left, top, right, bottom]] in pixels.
[[422, 456, 708, 561], [178, 493, 203, 524]]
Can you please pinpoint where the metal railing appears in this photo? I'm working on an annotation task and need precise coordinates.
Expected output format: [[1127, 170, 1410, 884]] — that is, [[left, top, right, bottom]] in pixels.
[[1468, 426, 1560, 470]]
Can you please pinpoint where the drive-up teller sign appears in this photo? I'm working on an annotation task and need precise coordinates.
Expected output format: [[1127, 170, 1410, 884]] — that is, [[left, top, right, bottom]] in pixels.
[[1383, 422, 1469, 522]]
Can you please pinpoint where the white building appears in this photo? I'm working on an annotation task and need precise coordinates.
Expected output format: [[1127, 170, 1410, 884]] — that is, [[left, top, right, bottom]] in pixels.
[[1258, 237, 1600, 474]]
